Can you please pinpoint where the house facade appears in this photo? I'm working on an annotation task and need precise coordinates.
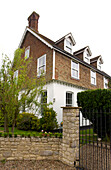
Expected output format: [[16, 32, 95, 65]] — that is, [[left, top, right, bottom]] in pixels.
[[18, 11, 111, 124]]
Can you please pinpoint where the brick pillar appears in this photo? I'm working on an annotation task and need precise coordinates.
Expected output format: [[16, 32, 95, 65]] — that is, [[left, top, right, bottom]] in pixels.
[[61, 107, 80, 167]]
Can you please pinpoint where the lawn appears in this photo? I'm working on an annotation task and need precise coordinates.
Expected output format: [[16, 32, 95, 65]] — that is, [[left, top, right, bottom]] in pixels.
[[0, 127, 62, 138]]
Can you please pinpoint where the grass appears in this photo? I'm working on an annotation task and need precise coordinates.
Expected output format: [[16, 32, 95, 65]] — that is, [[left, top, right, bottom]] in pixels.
[[80, 128, 94, 135], [0, 127, 62, 138], [0, 127, 40, 137]]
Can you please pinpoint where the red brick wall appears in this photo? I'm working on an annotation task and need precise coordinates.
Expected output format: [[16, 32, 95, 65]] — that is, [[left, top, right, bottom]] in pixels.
[[56, 40, 64, 50], [21, 32, 53, 81], [55, 51, 104, 89]]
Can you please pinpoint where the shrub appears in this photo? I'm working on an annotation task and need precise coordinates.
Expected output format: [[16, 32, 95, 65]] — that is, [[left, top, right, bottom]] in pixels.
[[27, 134, 31, 138], [4, 133, 8, 138], [77, 89, 111, 139], [21, 134, 25, 138], [0, 132, 2, 137], [17, 112, 40, 131], [40, 107, 58, 132], [9, 133, 12, 138], [14, 134, 17, 138]]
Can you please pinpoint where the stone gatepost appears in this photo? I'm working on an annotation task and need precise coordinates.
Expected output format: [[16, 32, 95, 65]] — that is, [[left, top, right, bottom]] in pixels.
[[61, 107, 80, 167]]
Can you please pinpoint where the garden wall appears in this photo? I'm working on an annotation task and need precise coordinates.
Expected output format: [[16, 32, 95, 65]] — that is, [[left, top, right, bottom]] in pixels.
[[0, 107, 80, 167], [0, 137, 61, 161]]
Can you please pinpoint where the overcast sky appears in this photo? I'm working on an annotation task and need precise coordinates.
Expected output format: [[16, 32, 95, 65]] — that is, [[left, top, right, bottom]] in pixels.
[[0, 0, 111, 75]]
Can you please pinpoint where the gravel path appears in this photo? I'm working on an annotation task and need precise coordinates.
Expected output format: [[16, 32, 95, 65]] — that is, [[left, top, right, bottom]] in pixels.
[[0, 160, 76, 170]]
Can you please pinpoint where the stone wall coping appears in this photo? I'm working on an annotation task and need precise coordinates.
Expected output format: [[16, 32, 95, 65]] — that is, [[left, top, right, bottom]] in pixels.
[[61, 107, 82, 109]]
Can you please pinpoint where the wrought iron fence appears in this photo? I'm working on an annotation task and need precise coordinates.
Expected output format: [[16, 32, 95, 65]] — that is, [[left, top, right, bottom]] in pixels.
[[79, 109, 111, 170]]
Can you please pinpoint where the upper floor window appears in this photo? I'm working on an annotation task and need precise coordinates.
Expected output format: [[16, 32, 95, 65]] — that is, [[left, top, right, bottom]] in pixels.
[[71, 60, 79, 79], [14, 70, 18, 79], [104, 77, 108, 89], [64, 38, 72, 54], [25, 46, 30, 60], [66, 92, 73, 107], [91, 70, 96, 85], [37, 54, 46, 76]]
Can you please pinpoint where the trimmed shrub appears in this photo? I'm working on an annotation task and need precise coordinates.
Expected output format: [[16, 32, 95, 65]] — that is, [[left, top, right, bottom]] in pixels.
[[40, 107, 58, 132], [17, 112, 40, 131], [77, 89, 111, 139]]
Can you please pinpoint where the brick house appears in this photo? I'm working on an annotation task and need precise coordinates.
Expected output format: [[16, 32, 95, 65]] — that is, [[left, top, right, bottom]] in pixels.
[[18, 11, 111, 124]]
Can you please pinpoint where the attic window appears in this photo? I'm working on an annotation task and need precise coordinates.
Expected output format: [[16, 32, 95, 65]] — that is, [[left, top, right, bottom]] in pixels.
[[97, 60, 101, 70], [84, 50, 90, 64], [64, 38, 72, 54]]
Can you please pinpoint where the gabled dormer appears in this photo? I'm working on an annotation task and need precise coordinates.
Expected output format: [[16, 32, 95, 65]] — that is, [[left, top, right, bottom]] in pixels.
[[90, 55, 103, 70], [73, 46, 92, 64], [55, 33, 76, 54]]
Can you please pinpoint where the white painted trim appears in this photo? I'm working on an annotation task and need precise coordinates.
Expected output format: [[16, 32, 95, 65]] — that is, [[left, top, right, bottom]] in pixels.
[[91, 70, 96, 85], [18, 27, 53, 49], [52, 50, 55, 79]]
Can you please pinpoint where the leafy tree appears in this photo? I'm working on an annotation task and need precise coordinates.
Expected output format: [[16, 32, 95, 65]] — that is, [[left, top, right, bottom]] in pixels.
[[0, 49, 45, 133]]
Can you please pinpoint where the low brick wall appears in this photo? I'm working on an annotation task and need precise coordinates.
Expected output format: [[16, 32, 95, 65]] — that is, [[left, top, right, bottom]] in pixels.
[[0, 137, 61, 161]]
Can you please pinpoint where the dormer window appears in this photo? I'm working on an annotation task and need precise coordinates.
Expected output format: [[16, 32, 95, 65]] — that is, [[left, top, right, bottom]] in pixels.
[[64, 38, 73, 54], [83, 49, 90, 64], [97, 59, 102, 70]]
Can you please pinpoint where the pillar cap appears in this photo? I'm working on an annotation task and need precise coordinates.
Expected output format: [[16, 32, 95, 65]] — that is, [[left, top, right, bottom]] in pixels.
[[61, 107, 82, 109]]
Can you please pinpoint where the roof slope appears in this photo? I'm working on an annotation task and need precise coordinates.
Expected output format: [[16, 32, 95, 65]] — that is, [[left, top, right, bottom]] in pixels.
[[19, 27, 111, 79]]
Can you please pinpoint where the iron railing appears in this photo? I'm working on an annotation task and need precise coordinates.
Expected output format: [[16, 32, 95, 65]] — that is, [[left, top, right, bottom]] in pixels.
[[79, 109, 111, 170]]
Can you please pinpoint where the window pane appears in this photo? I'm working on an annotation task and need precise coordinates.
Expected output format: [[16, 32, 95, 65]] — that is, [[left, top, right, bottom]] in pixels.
[[72, 70, 78, 78], [66, 92, 72, 106]]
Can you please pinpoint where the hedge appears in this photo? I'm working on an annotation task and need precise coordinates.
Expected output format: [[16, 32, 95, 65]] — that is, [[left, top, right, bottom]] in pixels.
[[77, 89, 111, 139]]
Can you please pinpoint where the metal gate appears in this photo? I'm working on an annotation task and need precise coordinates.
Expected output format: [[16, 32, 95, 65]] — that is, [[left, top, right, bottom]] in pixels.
[[79, 108, 111, 170]]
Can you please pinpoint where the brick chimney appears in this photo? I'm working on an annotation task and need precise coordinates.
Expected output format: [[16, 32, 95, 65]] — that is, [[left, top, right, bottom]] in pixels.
[[28, 11, 40, 32]]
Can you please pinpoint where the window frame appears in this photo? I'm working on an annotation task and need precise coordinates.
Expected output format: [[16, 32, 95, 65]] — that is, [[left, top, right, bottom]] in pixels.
[[71, 60, 79, 80], [14, 70, 18, 79], [37, 54, 46, 77], [25, 46, 30, 60], [91, 70, 96, 85], [64, 38, 73, 54], [104, 77, 108, 89], [66, 92, 73, 107], [41, 90, 47, 113]]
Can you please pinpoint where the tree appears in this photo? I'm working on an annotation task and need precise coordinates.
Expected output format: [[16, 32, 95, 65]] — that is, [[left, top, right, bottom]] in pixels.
[[0, 49, 45, 133]]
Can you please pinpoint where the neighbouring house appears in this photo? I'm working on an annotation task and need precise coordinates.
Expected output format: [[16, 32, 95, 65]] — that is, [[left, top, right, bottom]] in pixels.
[[17, 11, 111, 125]]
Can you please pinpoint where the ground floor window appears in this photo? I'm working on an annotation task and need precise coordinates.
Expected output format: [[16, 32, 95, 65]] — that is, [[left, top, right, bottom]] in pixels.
[[41, 91, 47, 113], [66, 92, 73, 107]]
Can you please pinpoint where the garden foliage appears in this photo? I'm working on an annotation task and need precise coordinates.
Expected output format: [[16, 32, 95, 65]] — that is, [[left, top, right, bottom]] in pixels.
[[17, 112, 40, 131], [40, 107, 58, 132], [77, 89, 111, 138]]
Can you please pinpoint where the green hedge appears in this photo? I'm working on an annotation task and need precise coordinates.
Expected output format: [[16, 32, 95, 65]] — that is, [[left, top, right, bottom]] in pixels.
[[77, 89, 111, 139]]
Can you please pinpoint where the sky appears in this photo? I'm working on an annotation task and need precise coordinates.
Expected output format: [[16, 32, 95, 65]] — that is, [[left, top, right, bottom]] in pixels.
[[0, 0, 111, 75]]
